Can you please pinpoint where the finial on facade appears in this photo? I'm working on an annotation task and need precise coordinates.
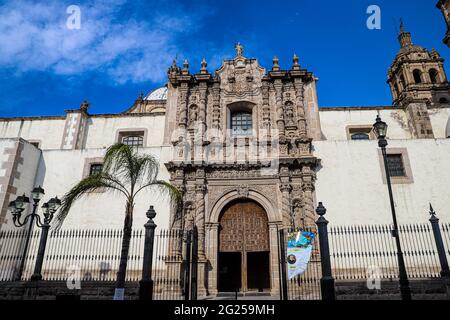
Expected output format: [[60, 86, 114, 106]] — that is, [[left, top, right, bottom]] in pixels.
[[431, 48, 440, 58], [182, 59, 189, 74], [138, 92, 144, 100], [398, 19, 412, 48], [200, 58, 208, 74], [235, 42, 244, 57], [292, 53, 300, 70], [80, 100, 90, 112], [272, 55, 280, 71]]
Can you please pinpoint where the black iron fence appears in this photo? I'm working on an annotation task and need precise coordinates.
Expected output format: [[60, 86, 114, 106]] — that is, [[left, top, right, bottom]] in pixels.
[[0, 227, 196, 300], [1, 216, 449, 300], [442, 223, 450, 258], [328, 223, 450, 280]]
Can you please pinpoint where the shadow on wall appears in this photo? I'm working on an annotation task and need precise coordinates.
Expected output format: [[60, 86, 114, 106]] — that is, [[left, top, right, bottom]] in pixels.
[[33, 149, 46, 192], [446, 116, 450, 138]]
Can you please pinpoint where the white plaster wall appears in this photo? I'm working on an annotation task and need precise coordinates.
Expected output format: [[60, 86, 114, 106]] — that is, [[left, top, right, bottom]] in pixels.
[[429, 107, 450, 138], [0, 114, 166, 151], [314, 139, 450, 226], [318, 109, 411, 141], [0, 119, 66, 150], [37, 145, 173, 231], [1, 139, 41, 231], [84, 115, 166, 148]]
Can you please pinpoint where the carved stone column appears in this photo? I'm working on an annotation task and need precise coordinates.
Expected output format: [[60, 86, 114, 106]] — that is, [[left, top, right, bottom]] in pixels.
[[262, 81, 271, 136], [177, 83, 189, 133], [199, 83, 207, 132], [294, 78, 307, 137], [274, 80, 285, 139], [301, 165, 316, 228], [211, 83, 221, 130], [280, 183, 292, 227], [195, 170, 206, 259], [279, 165, 291, 227]]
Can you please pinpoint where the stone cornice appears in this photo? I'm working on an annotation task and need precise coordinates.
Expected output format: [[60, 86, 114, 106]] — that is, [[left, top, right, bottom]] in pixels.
[[0, 112, 165, 122], [319, 106, 398, 111]]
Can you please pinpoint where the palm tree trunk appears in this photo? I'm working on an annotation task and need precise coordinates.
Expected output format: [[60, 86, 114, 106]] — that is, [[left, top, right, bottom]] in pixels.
[[114, 202, 133, 300]]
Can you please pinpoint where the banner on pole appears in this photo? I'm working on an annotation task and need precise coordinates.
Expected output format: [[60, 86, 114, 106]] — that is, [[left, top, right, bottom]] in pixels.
[[287, 231, 315, 280]]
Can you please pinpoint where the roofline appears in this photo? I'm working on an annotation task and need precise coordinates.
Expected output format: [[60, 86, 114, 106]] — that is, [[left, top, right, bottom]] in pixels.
[[319, 106, 398, 111], [0, 112, 165, 122]]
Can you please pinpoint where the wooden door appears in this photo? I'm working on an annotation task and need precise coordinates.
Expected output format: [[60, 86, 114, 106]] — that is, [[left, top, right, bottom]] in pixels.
[[219, 200, 269, 291]]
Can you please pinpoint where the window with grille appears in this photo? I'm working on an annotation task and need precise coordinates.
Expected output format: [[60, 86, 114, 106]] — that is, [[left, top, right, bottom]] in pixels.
[[386, 154, 405, 177], [231, 112, 252, 135], [351, 132, 370, 140], [89, 163, 103, 176], [122, 135, 144, 147]]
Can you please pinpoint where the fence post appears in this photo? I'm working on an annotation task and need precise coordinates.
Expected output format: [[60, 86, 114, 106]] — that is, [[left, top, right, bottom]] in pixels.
[[139, 206, 157, 300], [190, 227, 198, 300], [278, 228, 288, 300], [30, 223, 50, 281], [428, 204, 450, 298], [183, 230, 192, 300], [315, 202, 336, 301]]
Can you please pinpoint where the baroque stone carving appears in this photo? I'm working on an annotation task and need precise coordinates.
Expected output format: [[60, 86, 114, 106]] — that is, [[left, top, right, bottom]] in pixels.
[[237, 185, 249, 198]]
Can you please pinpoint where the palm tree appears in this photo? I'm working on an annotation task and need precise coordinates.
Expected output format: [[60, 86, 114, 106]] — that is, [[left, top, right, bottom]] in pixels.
[[54, 143, 181, 299]]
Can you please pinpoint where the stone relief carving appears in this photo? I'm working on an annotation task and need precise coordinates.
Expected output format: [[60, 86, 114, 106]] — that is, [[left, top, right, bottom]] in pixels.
[[285, 102, 296, 127], [237, 185, 250, 198], [189, 105, 199, 128], [217, 55, 265, 99], [206, 184, 278, 220]]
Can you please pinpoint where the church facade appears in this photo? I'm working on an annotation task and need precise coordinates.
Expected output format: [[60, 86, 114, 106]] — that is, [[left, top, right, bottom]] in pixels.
[[1, 26, 450, 295]]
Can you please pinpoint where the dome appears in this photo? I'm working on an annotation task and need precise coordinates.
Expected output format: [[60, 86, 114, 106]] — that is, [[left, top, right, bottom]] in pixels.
[[144, 87, 168, 101]]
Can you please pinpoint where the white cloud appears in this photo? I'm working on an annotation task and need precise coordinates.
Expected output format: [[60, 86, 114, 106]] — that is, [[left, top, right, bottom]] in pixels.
[[0, 0, 209, 84]]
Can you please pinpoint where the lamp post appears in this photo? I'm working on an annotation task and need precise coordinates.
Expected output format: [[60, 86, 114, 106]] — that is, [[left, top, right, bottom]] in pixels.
[[373, 115, 412, 300], [8, 187, 61, 281]]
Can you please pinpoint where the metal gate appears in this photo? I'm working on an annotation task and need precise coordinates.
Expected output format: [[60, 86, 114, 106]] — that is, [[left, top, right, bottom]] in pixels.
[[277, 226, 322, 300], [153, 227, 198, 300]]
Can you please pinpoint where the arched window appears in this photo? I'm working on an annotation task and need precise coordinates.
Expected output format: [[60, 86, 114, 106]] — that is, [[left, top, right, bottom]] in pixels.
[[400, 75, 406, 90], [231, 111, 252, 135], [429, 69, 439, 84], [440, 97, 448, 104], [413, 69, 422, 84], [351, 132, 370, 140], [394, 83, 399, 97]]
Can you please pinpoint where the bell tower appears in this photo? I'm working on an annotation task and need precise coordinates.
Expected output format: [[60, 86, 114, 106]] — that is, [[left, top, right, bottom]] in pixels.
[[387, 21, 450, 138]]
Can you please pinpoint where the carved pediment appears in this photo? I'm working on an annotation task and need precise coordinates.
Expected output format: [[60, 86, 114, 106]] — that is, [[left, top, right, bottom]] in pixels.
[[216, 55, 265, 98]]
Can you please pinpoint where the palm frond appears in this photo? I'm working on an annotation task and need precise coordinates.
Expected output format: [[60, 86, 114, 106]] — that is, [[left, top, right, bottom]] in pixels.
[[139, 180, 183, 212], [134, 153, 159, 187], [53, 173, 129, 229], [103, 143, 135, 183]]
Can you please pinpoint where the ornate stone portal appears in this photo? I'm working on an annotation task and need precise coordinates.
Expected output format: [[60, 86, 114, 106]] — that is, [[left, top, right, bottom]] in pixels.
[[164, 45, 321, 295]]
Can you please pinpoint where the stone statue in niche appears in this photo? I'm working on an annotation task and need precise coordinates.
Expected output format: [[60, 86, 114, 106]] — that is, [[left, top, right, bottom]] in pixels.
[[189, 105, 198, 128], [285, 102, 295, 126]]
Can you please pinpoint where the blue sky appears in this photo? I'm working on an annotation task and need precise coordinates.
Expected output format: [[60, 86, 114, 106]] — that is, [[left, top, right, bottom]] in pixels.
[[0, 0, 447, 117]]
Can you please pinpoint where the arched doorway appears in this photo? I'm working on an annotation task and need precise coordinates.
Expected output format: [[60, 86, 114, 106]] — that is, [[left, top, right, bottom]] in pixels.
[[218, 199, 270, 293]]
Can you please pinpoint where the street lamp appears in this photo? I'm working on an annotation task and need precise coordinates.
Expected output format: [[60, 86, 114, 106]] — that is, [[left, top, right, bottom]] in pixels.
[[8, 187, 61, 281], [373, 115, 412, 300]]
